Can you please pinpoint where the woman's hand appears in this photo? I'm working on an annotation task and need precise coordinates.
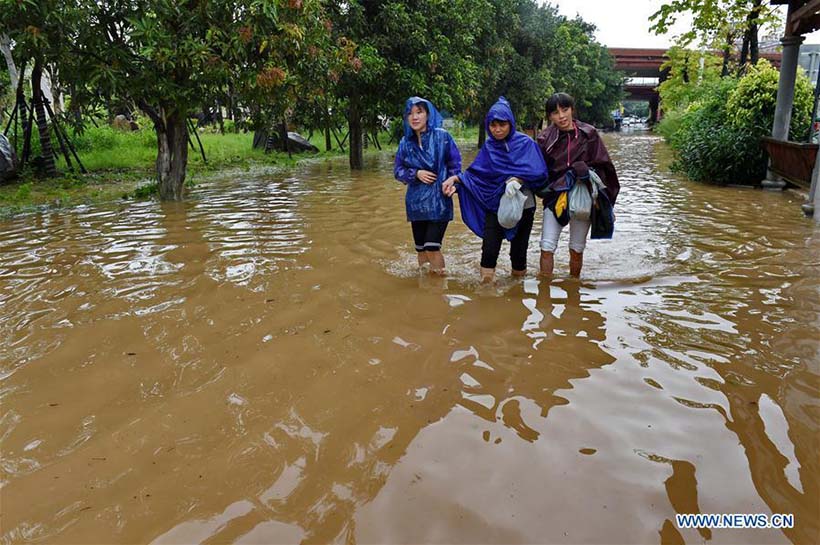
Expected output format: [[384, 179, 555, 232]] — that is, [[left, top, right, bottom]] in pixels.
[[441, 175, 459, 197], [505, 177, 522, 196], [416, 170, 437, 184]]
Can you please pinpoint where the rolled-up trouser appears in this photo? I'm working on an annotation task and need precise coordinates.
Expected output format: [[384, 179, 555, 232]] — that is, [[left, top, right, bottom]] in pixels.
[[411, 220, 448, 252], [540, 209, 590, 253]]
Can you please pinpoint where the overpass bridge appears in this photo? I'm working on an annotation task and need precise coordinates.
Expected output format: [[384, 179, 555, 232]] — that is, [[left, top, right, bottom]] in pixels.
[[609, 48, 783, 123]]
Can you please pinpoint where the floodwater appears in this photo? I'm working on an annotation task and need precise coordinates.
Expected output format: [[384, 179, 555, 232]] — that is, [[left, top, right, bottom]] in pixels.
[[1, 134, 818, 545]]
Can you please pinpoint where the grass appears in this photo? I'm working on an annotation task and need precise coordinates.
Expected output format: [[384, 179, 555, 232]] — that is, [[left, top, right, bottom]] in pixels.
[[448, 123, 480, 146], [0, 126, 355, 216]]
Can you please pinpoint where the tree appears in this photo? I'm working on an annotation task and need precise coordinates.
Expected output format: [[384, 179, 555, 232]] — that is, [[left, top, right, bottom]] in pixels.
[[623, 101, 650, 118], [64, 0, 336, 200], [460, 1, 623, 142], [658, 46, 723, 114], [546, 16, 625, 127], [328, 0, 486, 169], [0, 0, 76, 177], [236, 1, 348, 154], [649, 0, 781, 71]]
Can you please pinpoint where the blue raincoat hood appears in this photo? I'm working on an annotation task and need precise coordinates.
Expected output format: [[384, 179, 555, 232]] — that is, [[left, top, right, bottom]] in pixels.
[[403, 97, 443, 140], [458, 97, 548, 240], [484, 96, 517, 138]]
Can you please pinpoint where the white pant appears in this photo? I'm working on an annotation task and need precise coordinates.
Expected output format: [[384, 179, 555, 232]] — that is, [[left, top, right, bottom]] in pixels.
[[540, 210, 590, 253]]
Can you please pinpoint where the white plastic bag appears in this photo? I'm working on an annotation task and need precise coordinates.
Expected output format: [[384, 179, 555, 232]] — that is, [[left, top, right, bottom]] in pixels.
[[569, 177, 592, 221], [589, 169, 605, 197], [498, 178, 526, 229]]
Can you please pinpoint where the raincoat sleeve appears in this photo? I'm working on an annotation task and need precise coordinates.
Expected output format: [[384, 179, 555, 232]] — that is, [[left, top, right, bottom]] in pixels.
[[445, 134, 462, 177], [393, 144, 417, 185], [587, 130, 620, 205]]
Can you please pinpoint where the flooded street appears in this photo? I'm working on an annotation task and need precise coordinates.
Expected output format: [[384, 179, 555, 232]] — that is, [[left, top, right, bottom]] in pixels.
[[1, 133, 818, 544]]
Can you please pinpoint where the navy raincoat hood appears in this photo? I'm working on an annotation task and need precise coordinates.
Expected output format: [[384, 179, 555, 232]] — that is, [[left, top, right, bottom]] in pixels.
[[457, 97, 548, 239]]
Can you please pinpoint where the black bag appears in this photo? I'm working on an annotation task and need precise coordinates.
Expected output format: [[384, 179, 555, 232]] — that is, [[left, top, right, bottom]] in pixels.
[[590, 189, 614, 239]]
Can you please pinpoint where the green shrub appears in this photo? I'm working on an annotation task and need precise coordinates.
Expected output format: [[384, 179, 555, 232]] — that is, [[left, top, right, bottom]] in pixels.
[[726, 60, 813, 140], [68, 125, 157, 152], [661, 59, 813, 185], [68, 126, 118, 151], [131, 182, 158, 199], [656, 110, 684, 141], [673, 117, 766, 184]]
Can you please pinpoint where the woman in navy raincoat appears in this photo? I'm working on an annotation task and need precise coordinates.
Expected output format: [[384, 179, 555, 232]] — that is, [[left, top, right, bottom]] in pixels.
[[441, 97, 548, 282], [394, 97, 462, 274]]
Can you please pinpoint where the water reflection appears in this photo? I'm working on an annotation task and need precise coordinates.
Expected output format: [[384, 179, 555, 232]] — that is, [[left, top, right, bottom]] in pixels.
[[0, 134, 818, 544]]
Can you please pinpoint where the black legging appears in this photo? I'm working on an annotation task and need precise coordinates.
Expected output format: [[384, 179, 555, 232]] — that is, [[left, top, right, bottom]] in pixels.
[[480, 206, 535, 270]]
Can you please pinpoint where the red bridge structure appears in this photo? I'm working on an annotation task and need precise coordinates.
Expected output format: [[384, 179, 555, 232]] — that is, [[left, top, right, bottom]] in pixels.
[[609, 48, 783, 124]]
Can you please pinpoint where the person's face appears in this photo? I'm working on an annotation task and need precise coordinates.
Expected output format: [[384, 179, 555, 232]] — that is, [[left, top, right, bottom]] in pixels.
[[489, 119, 511, 140], [549, 105, 573, 131], [408, 105, 428, 133]]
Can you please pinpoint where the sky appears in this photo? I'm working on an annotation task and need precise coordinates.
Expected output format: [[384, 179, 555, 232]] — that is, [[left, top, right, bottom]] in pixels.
[[550, 0, 820, 48]]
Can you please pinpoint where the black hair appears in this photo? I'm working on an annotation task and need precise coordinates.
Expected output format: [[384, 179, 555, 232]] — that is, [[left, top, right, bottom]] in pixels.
[[545, 92, 575, 116], [408, 101, 429, 115]]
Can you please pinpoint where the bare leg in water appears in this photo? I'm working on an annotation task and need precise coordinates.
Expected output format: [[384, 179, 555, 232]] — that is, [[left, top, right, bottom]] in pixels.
[[480, 267, 495, 283], [569, 249, 583, 277], [418, 252, 430, 268], [540, 250, 583, 277], [539, 251, 554, 278], [427, 250, 446, 275]]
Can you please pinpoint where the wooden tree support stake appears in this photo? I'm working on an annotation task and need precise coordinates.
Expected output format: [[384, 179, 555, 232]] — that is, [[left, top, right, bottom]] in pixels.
[[187, 119, 207, 164]]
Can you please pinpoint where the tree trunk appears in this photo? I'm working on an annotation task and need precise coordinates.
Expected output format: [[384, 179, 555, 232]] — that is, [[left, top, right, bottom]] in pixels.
[[16, 58, 31, 163], [46, 66, 63, 115], [324, 99, 332, 151], [252, 130, 267, 149], [349, 91, 363, 170], [477, 124, 486, 147], [216, 100, 224, 134], [31, 59, 58, 177], [151, 106, 189, 201], [0, 33, 17, 91], [721, 31, 734, 77], [739, 31, 750, 69], [749, 0, 761, 65], [278, 117, 291, 157]]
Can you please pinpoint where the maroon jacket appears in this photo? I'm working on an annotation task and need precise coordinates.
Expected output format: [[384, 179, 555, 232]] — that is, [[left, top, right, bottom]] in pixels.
[[536, 121, 620, 204]]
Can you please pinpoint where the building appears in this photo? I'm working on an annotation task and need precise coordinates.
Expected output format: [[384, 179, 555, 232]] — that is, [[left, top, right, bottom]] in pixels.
[[798, 43, 820, 85]]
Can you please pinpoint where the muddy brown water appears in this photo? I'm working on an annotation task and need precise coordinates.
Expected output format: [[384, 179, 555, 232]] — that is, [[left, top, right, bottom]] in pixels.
[[1, 134, 818, 545]]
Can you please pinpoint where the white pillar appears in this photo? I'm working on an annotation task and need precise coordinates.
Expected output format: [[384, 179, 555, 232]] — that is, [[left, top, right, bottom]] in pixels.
[[807, 146, 820, 219], [772, 35, 805, 140], [814, 170, 820, 221], [764, 35, 806, 190]]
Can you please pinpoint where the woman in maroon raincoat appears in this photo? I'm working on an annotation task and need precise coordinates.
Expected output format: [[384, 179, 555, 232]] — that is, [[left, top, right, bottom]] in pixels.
[[536, 92, 619, 277]]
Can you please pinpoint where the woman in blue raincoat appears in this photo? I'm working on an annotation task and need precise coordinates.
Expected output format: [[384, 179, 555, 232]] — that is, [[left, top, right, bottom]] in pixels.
[[442, 97, 547, 282], [394, 97, 462, 274]]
